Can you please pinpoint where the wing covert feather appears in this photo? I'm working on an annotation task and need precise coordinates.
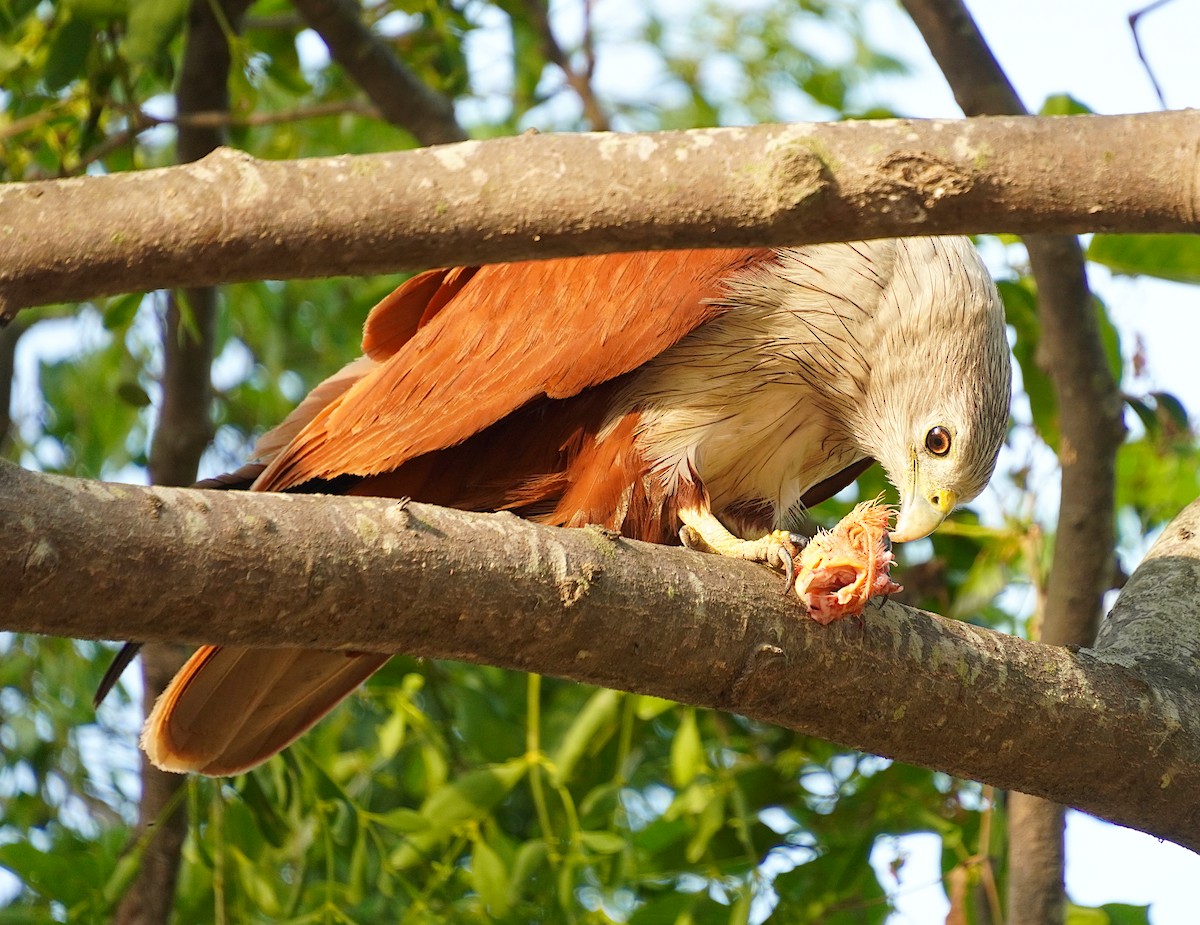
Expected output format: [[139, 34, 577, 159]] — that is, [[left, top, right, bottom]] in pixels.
[[361, 266, 480, 361], [255, 248, 771, 492]]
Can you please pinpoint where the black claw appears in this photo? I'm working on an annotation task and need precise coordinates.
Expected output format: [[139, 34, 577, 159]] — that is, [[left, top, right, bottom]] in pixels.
[[779, 547, 795, 593], [788, 532, 809, 551]]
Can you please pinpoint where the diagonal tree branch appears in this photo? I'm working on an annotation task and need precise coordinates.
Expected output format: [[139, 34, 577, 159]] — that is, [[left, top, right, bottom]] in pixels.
[[291, 0, 467, 146], [1, 110, 1197, 318], [901, 2, 1127, 921], [4, 459, 1200, 850]]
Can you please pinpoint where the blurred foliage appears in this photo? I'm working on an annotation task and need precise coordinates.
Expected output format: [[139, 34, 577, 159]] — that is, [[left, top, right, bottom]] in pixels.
[[0, 0, 1191, 923], [1088, 234, 1200, 286]]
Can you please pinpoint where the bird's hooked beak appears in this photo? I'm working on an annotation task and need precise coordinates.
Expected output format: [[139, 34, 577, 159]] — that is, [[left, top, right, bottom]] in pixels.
[[890, 486, 958, 543]]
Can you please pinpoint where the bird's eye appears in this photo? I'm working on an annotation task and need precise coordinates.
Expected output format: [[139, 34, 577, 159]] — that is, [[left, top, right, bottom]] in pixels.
[[925, 426, 952, 457]]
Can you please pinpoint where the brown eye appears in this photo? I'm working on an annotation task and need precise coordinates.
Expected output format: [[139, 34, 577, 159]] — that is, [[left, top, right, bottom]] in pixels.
[[925, 426, 952, 456]]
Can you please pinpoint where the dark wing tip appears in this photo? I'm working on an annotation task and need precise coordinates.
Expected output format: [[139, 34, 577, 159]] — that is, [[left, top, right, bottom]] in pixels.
[[93, 642, 143, 708]]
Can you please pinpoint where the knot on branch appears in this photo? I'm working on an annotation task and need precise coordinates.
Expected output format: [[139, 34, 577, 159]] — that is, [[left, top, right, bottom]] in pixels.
[[876, 152, 974, 218], [765, 142, 831, 214]]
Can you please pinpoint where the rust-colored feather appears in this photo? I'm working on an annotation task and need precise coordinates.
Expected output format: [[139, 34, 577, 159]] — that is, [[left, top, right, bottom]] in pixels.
[[361, 265, 480, 361], [253, 249, 770, 493]]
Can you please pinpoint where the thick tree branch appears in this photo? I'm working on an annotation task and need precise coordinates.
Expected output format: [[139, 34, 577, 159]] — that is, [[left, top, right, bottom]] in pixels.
[[1, 111, 1198, 317], [291, 0, 467, 146], [4, 459, 1200, 851]]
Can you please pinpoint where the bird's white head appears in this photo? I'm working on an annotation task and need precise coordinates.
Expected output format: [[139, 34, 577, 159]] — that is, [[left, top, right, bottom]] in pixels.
[[845, 237, 1011, 543]]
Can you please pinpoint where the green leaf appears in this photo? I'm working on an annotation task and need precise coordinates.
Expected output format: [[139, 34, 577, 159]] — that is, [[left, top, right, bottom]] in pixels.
[[1092, 292, 1123, 384], [101, 293, 143, 332], [684, 789, 725, 863], [552, 688, 620, 781], [43, 14, 93, 90], [671, 709, 704, 788], [1154, 391, 1190, 430], [507, 840, 548, 905], [376, 706, 406, 761], [233, 849, 282, 916], [420, 760, 526, 832], [634, 694, 676, 721], [1116, 436, 1200, 529], [471, 836, 510, 915], [390, 760, 526, 869], [1039, 93, 1093, 116], [1098, 903, 1152, 925], [999, 278, 1059, 449], [237, 772, 291, 850], [116, 380, 151, 407], [1124, 396, 1159, 439], [122, 0, 189, 64], [1089, 234, 1200, 284], [579, 830, 626, 855], [375, 807, 430, 833]]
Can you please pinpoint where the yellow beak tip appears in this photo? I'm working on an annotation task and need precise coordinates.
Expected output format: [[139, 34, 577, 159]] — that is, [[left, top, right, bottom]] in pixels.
[[890, 488, 958, 543]]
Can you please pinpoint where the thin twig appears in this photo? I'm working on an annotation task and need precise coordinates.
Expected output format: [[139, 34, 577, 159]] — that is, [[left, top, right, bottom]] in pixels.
[[0, 102, 73, 141], [1129, 0, 1174, 109], [519, 0, 612, 131], [33, 101, 383, 180]]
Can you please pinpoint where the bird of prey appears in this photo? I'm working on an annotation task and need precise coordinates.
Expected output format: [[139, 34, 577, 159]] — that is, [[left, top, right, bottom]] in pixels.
[[109, 236, 1010, 776]]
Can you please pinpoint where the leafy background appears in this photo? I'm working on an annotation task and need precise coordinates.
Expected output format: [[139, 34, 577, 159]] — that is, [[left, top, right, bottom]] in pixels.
[[1, 0, 1199, 922]]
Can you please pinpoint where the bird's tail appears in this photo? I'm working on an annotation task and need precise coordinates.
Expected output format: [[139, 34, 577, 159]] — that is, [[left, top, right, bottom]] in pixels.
[[141, 646, 390, 776]]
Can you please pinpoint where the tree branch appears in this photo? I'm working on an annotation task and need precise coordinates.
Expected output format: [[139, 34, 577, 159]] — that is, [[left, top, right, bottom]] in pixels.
[[4, 459, 1200, 850], [292, 0, 467, 146], [1, 111, 1197, 317]]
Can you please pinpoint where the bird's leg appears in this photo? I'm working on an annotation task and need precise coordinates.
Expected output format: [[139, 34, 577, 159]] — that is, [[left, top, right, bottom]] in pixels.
[[678, 504, 807, 588]]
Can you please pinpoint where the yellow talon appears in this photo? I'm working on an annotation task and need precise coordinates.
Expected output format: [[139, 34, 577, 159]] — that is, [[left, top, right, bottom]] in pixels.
[[678, 507, 805, 586]]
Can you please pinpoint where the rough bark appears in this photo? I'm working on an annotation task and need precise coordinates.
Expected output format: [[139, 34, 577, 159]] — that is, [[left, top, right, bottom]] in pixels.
[[2, 111, 1198, 316], [4, 459, 1200, 851]]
